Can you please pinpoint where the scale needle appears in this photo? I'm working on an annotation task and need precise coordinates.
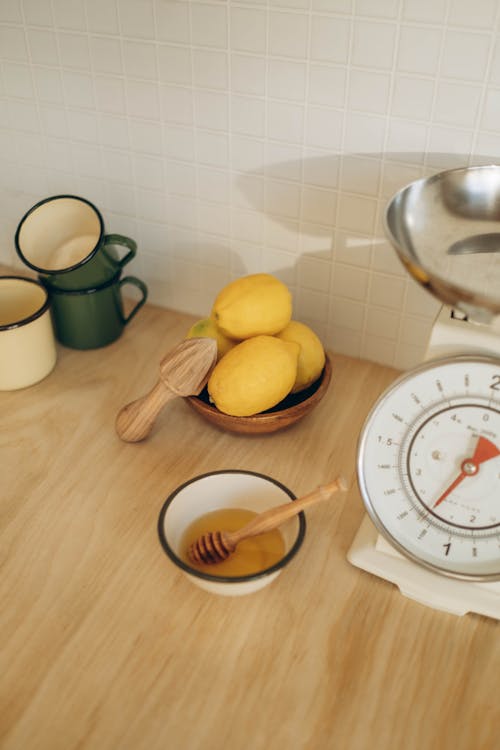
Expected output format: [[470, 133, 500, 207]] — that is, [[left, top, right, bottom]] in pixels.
[[433, 436, 500, 508]]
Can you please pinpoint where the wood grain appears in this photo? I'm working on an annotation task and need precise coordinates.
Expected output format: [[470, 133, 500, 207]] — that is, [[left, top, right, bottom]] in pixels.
[[115, 336, 217, 442], [1, 283, 499, 750]]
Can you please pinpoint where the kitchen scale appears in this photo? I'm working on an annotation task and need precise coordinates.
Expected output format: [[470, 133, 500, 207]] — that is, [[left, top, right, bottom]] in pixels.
[[347, 165, 500, 619]]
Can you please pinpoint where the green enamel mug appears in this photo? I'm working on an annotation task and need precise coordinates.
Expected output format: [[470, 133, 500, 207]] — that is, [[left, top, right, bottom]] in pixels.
[[15, 195, 137, 291], [43, 273, 148, 350]]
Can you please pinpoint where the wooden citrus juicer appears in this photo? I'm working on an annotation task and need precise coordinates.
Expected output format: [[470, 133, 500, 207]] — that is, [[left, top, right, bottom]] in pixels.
[[116, 337, 217, 442], [188, 475, 348, 565]]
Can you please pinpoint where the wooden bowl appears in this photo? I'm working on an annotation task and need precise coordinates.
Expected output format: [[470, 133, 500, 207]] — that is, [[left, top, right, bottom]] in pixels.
[[185, 353, 332, 435]]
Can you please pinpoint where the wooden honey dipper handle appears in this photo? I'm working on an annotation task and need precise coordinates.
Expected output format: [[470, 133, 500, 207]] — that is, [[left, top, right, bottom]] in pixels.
[[225, 476, 348, 547], [188, 476, 349, 565]]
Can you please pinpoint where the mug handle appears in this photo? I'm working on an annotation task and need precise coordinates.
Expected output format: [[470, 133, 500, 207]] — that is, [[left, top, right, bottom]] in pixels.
[[103, 234, 137, 268], [119, 276, 148, 324]]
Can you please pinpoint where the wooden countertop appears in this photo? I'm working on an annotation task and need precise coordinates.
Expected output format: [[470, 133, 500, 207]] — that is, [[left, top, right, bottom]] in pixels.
[[1, 297, 499, 750]]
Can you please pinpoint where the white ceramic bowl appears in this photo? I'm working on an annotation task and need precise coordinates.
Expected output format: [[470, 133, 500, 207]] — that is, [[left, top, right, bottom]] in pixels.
[[157, 470, 306, 596]]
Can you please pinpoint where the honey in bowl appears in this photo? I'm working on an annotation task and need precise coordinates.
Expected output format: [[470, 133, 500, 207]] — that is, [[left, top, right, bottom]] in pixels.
[[180, 508, 285, 577]]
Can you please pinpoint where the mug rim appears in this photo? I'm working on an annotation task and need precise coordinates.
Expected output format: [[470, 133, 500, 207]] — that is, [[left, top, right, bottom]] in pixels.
[[0, 275, 50, 331], [40, 269, 122, 295], [15, 194, 105, 276]]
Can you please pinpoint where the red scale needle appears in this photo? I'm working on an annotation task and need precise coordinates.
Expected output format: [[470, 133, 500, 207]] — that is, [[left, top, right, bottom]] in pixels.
[[433, 436, 500, 509]]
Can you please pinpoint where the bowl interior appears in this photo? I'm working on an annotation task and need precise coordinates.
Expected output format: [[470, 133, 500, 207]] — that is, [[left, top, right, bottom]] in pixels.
[[385, 165, 500, 316], [158, 470, 305, 583]]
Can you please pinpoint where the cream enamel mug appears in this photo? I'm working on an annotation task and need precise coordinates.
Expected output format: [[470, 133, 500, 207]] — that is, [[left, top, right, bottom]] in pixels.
[[0, 276, 57, 390]]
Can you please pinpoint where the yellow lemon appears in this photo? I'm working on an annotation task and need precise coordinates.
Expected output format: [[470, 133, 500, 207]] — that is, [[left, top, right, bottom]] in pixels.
[[211, 273, 292, 340], [207, 335, 299, 416], [276, 320, 325, 393], [186, 317, 236, 360]]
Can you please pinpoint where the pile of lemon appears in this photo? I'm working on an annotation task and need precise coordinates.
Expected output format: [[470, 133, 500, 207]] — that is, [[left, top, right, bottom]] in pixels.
[[186, 273, 326, 417]]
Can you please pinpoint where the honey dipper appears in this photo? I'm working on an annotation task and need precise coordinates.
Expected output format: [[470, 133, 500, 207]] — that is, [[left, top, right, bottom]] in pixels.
[[188, 476, 348, 565]]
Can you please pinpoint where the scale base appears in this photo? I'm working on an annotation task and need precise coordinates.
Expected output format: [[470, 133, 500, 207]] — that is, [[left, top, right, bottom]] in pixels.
[[348, 516, 500, 619]]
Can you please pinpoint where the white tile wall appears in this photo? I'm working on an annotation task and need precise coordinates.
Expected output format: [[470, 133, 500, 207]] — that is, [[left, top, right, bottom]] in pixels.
[[1, 0, 500, 369]]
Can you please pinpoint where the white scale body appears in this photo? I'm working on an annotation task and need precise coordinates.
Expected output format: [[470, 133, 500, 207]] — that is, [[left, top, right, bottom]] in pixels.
[[348, 306, 500, 619]]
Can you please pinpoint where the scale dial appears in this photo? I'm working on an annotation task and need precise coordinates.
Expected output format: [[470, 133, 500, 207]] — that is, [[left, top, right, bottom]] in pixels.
[[357, 355, 500, 581]]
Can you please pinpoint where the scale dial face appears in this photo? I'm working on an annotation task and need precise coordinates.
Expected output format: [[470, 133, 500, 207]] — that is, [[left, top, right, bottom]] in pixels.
[[357, 355, 500, 581]]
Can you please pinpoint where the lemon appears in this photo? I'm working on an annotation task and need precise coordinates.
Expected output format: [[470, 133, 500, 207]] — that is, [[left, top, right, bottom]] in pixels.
[[207, 335, 299, 416], [211, 273, 292, 340], [276, 320, 325, 393], [186, 317, 235, 360]]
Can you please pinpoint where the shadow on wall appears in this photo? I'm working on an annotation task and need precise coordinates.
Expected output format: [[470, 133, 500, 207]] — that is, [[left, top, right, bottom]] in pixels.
[[227, 151, 497, 369]]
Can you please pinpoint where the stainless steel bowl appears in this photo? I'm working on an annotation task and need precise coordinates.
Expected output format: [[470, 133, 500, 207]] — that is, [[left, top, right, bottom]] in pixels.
[[385, 165, 500, 322]]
